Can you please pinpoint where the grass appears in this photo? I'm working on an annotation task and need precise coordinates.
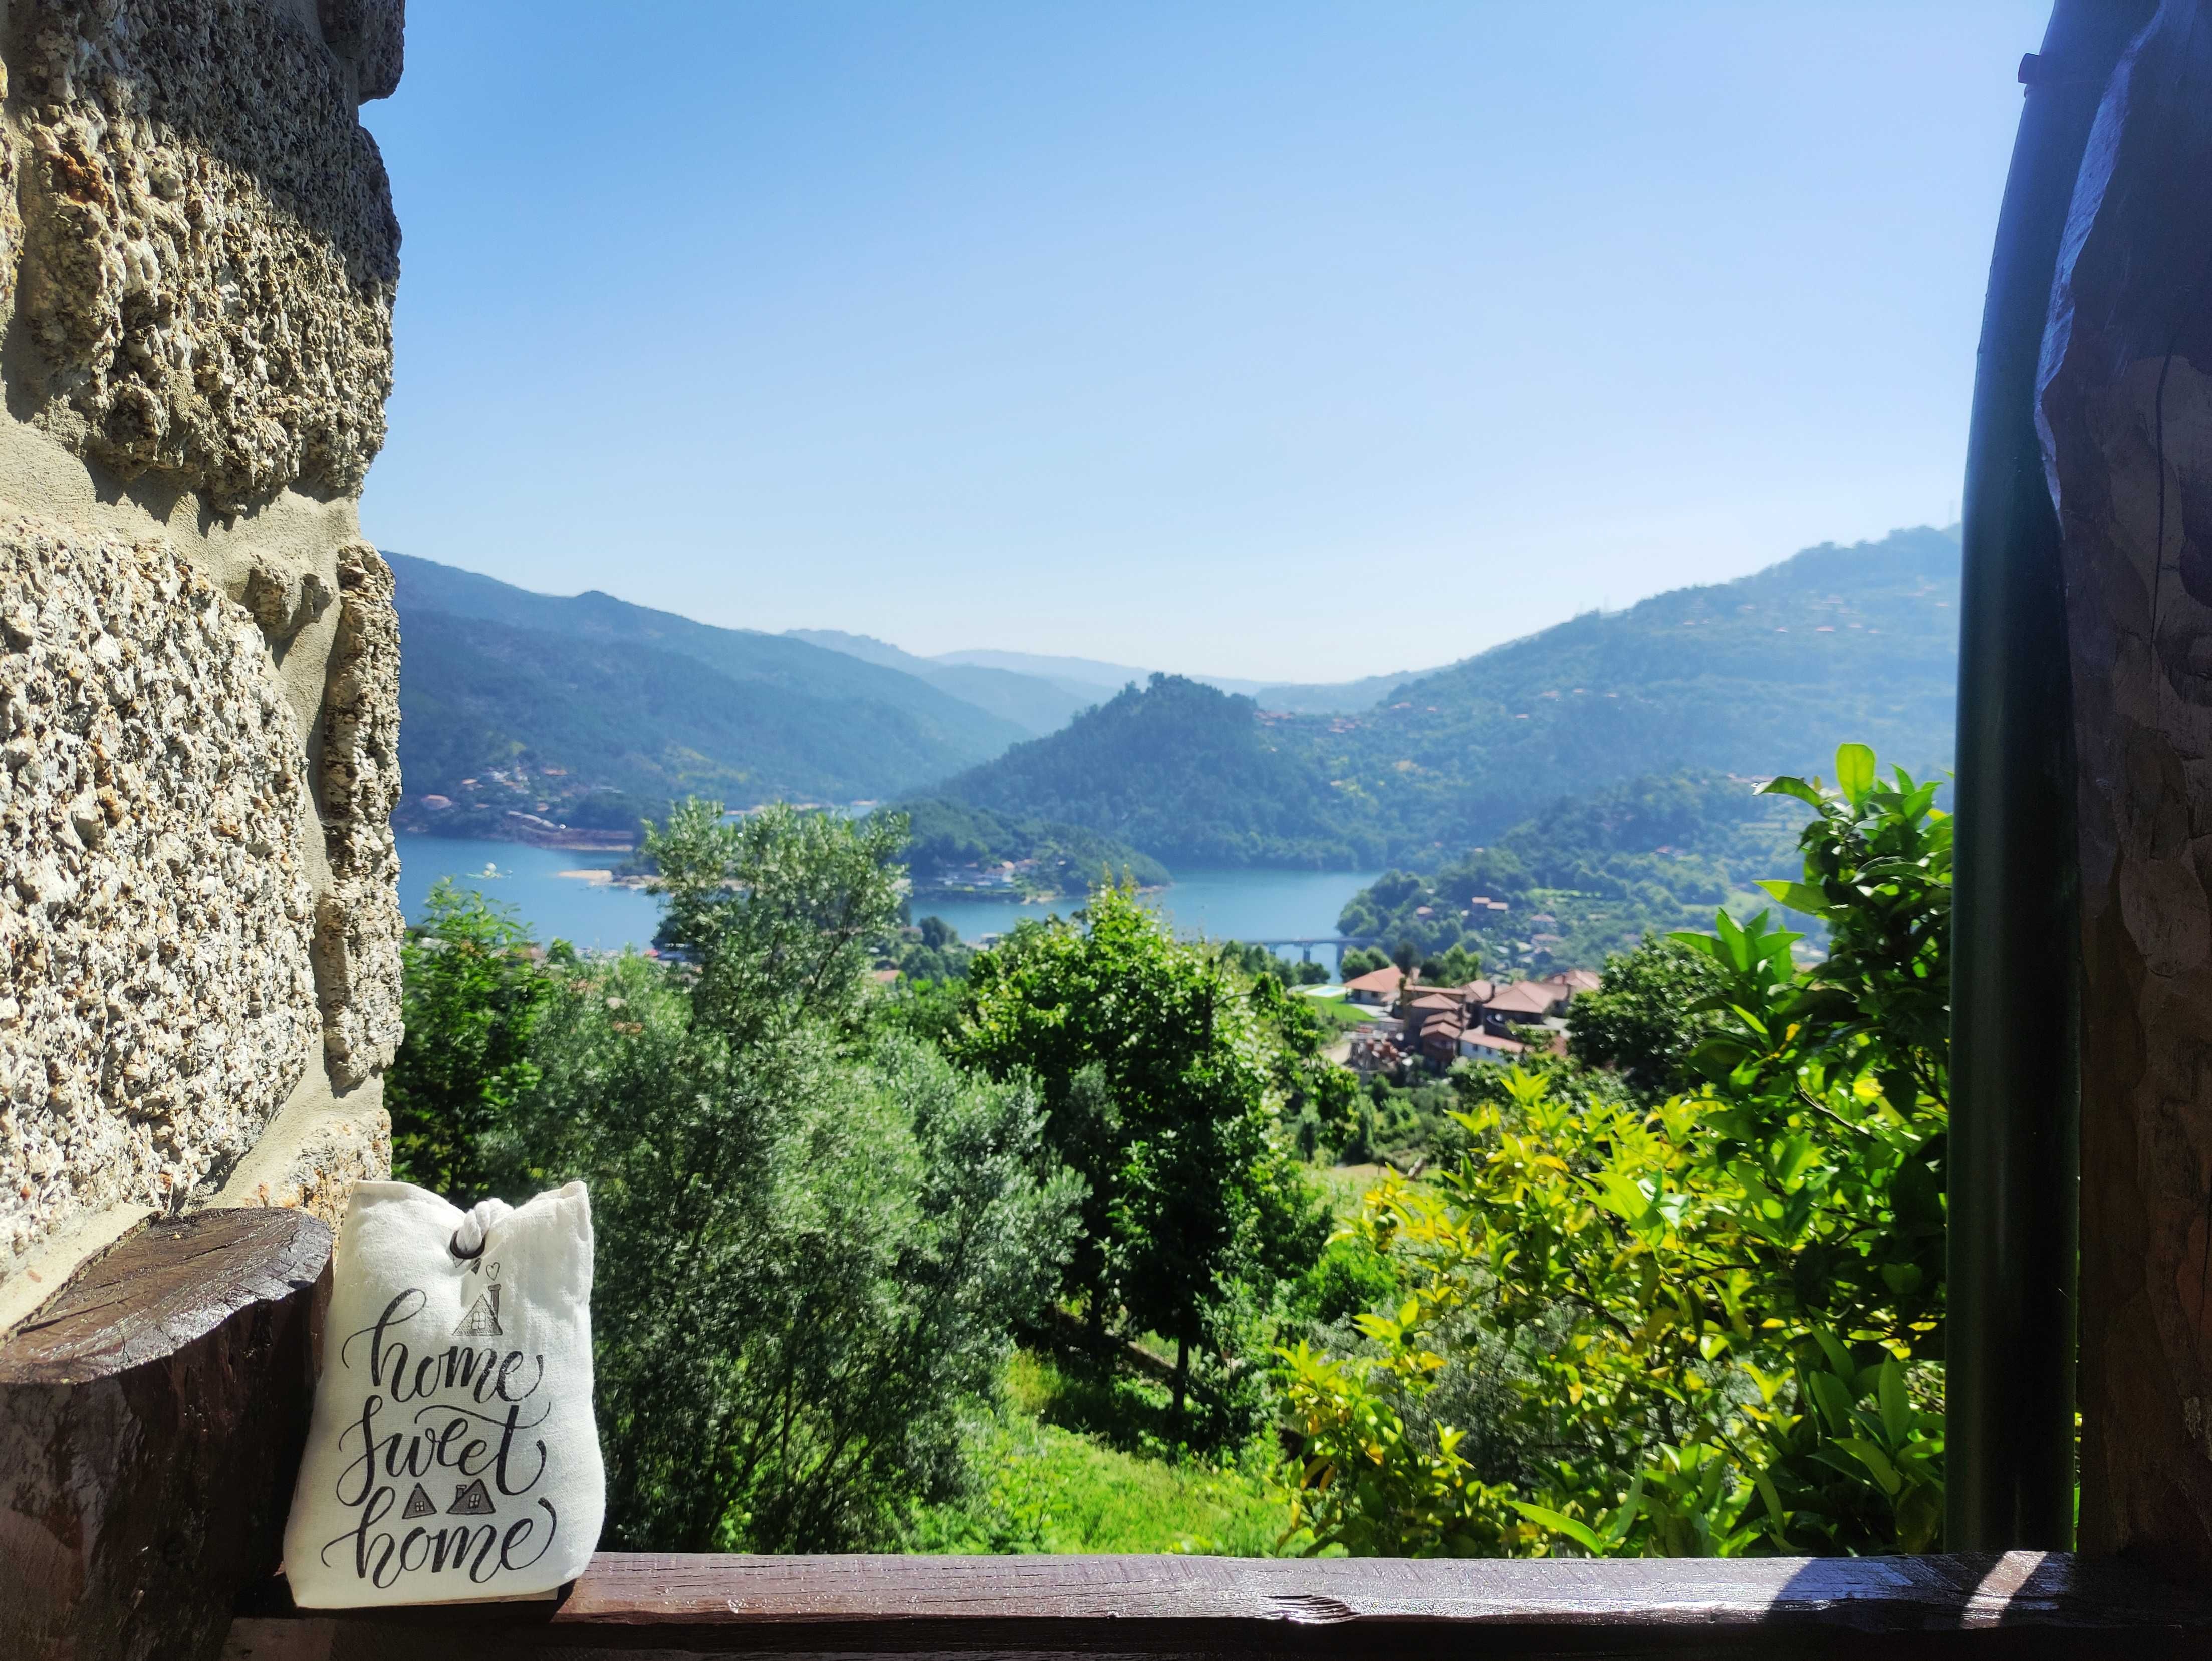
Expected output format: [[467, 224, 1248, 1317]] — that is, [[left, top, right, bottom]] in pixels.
[[1302, 993, 1375, 1034], [903, 1351, 1290, 1555], [1313, 1161, 1387, 1220]]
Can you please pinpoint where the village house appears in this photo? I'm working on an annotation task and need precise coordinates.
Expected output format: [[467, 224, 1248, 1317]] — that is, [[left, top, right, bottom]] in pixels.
[[1346, 1029, 1408, 1080], [1480, 978, 1572, 1033], [1377, 966, 1600, 1073], [1419, 1019, 1467, 1068], [1342, 963, 1404, 1005], [1457, 1028, 1527, 1064]]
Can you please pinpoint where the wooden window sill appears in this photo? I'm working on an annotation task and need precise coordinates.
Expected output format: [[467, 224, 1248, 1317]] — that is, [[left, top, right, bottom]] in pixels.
[[224, 1547, 2212, 1658]]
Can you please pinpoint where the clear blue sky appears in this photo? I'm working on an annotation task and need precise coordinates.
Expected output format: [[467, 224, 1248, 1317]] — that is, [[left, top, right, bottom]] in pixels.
[[358, 2, 2045, 682]]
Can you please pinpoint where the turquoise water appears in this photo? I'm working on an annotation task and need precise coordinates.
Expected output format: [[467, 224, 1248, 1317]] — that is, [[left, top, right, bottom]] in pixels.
[[397, 834, 1378, 962], [914, 869, 1382, 957], [397, 836, 664, 952]]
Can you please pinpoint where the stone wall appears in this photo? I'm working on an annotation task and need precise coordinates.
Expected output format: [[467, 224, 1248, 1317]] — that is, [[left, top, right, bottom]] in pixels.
[[0, 0, 405, 1313]]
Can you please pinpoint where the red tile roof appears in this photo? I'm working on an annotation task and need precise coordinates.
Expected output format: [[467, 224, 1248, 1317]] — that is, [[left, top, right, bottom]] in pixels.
[[1343, 965, 1405, 995], [1486, 981, 1564, 1016]]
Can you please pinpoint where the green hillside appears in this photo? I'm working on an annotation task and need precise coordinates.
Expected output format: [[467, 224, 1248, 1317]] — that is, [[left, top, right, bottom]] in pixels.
[[1250, 669, 1425, 714], [937, 675, 1387, 868], [390, 555, 1040, 834], [1320, 526, 1957, 852], [398, 606, 1045, 837], [931, 527, 1958, 867], [893, 797, 1170, 897], [1335, 769, 1815, 974], [389, 553, 1028, 761]]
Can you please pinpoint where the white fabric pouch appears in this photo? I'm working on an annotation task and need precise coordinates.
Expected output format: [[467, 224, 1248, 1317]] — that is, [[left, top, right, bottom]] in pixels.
[[282, 1181, 604, 1606]]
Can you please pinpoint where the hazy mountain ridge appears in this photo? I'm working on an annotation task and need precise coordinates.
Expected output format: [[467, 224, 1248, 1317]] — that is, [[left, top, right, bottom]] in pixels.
[[785, 628, 1092, 736], [390, 526, 1957, 863], [1336, 525, 1957, 842], [927, 646, 1433, 716], [931, 526, 1960, 867], [389, 554, 1029, 762], [389, 555, 1035, 830]]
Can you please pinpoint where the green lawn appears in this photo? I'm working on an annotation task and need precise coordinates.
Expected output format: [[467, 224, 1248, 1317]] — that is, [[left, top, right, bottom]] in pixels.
[[1312, 1161, 1388, 1221], [903, 1351, 1289, 1555], [1302, 993, 1375, 1034]]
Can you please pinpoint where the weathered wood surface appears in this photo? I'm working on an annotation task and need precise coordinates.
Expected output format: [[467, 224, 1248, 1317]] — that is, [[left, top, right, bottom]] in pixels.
[[2, 1208, 333, 1661], [225, 1549, 2212, 1658], [2041, 0, 2212, 1578], [1, 1207, 333, 1383]]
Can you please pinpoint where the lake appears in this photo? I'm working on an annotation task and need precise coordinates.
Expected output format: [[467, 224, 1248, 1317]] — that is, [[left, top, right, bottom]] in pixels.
[[396, 835, 1380, 966]]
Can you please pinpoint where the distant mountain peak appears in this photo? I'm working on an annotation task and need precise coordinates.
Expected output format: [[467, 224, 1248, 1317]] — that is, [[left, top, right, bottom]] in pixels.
[[929, 525, 1960, 869]]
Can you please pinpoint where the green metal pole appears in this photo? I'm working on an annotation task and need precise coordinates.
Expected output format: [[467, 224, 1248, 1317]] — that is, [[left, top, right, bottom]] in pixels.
[[1948, 0, 2153, 1552]]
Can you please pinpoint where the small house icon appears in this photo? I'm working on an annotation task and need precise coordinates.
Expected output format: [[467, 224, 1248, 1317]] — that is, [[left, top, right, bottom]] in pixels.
[[447, 1478, 496, 1516]]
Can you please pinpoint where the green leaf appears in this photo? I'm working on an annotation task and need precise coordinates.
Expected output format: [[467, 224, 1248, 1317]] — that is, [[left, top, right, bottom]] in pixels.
[[1836, 743, 1876, 806], [1667, 929, 1724, 962], [1753, 1470, 1790, 1548], [1757, 879, 1833, 917], [1602, 1474, 1647, 1545], [1877, 1358, 1911, 1445], [1837, 1436, 1902, 1495], [1511, 1501, 1608, 1555], [1807, 1368, 1855, 1434], [1760, 775, 1826, 807], [1811, 1329, 1855, 1378]]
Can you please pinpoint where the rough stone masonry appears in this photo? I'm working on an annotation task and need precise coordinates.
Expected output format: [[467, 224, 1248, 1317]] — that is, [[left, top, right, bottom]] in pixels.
[[0, 0, 406, 1311]]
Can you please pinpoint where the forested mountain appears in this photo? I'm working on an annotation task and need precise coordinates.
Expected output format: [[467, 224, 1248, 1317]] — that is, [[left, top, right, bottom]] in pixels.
[[1336, 769, 1815, 973], [1250, 670, 1425, 714], [390, 554, 1027, 757], [389, 554, 1032, 832], [787, 628, 1092, 736], [1321, 526, 1957, 849], [893, 797, 1170, 895], [398, 610, 1027, 835], [932, 527, 1958, 867], [936, 675, 1388, 867], [931, 648, 1150, 700], [930, 646, 1436, 713]]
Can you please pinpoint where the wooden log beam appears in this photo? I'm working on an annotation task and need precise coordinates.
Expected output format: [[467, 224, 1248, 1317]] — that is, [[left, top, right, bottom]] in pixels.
[[1947, 0, 2158, 1551], [224, 1549, 2212, 1659], [2, 1208, 332, 1661], [2040, 0, 2212, 1577]]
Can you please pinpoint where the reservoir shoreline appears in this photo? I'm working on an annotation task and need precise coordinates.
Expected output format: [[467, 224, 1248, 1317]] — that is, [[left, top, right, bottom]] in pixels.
[[398, 834, 1380, 962]]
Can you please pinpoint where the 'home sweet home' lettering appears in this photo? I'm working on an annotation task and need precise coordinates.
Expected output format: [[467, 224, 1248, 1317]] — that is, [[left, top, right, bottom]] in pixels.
[[322, 1289, 560, 1588]]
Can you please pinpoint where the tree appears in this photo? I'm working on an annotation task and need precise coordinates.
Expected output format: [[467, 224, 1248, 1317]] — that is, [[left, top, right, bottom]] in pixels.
[[1340, 945, 1390, 979], [1281, 745, 1951, 1557], [1420, 944, 1482, 987], [1243, 966, 1363, 1160], [1565, 933, 1724, 1095], [385, 879, 552, 1201], [493, 800, 1079, 1550], [953, 885, 1327, 1432], [648, 798, 911, 1047]]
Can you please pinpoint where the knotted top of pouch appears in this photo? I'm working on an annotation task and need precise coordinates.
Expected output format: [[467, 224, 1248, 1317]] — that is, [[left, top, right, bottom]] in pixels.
[[449, 1197, 513, 1261]]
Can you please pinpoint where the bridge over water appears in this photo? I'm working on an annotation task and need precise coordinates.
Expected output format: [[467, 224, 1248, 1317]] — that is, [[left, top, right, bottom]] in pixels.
[[1236, 935, 1381, 969]]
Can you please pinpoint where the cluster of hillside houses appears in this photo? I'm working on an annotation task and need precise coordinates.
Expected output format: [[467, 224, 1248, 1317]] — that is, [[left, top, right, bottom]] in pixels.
[[1340, 963, 1602, 1077]]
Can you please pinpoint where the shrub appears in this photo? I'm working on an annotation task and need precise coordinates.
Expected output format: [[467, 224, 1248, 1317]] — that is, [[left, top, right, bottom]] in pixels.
[[1281, 745, 1949, 1557]]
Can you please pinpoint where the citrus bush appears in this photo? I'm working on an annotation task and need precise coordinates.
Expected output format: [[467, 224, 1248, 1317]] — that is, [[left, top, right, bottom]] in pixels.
[[1281, 745, 1949, 1557]]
